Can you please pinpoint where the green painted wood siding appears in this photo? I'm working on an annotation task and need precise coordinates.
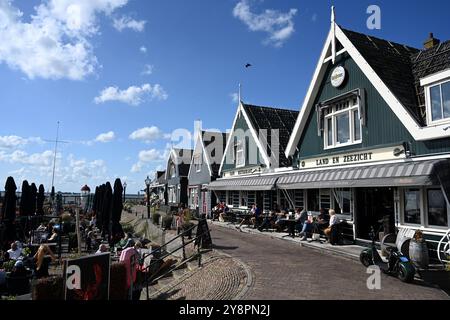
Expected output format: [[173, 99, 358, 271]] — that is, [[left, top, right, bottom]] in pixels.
[[222, 111, 264, 171], [295, 53, 450, 162]]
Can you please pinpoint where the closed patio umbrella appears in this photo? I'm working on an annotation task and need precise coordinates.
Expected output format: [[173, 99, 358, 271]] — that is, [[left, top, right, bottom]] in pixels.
[[36, 184, 45, 215], [102, 182, 113, 239], [111, 179, 124, 244], [96, 184, 105, 229], [1, 177, 17, 246], [30, 183, 37, 215], [19, 180, 31, 217]]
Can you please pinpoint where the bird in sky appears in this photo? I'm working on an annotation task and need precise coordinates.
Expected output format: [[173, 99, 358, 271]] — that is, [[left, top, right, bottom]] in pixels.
[[245, 63, 252, 68]]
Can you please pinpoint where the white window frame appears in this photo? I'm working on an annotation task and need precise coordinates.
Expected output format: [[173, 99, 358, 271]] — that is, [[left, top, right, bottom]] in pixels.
[[424, 187, 450, 229], [399, 187, 450, 230], [194, 154, 202, 173], [425, 79, 450, 126], [324, 97, 362, 150], [235, 140, 245, 168]]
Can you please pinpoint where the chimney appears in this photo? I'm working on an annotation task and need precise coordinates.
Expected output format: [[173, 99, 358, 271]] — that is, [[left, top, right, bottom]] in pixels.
[[424, 32, 440, 49]]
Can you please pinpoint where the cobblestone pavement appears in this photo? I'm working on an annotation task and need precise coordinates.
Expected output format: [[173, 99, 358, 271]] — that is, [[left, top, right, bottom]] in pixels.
[[153, 252, 250, 300], [209, 224, 449, 300]]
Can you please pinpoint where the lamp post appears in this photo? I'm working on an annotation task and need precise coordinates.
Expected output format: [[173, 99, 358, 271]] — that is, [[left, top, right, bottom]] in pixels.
[[123, 182, 127, 203], [145, 176, 151, 219]]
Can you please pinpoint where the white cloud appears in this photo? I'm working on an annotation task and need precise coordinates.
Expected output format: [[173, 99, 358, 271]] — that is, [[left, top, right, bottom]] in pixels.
[[140, 46, 147, 53], [94, 83, 168, 106], [0, 150, 54, 167], [113, 16, 146, 32], [230, 92, 239, 103], [141, 64, 153, 76], [130, 148, 167, 173], [95, 131, 115, 143], [0, 0, 129, 80], [129, 126, 169, 143], [233, 0, 297, 47], [0, 135, 44, 149], [131, 162, 142, 173]]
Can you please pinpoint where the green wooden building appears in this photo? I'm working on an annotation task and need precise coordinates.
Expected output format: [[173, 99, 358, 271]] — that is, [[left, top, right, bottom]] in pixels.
[[282, 21, 450, 253]]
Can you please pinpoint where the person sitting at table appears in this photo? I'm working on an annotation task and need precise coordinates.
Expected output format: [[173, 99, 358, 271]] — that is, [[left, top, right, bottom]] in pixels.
[[33, 245, 57, 279], [317, 208, 330, 232], [47, 227, 59, 243], [295, 208, 308, 233], [7, 242, 22, 261], [274, 211, 288, 232], [36, 223, 47, 232], [250, 204, 262, 228], [218, 202, 230, 222], [45, 222, 55, 234], [116, 233, 135, 250], [95, 244, 109, 255], [324, 209, 339, 243], [299, 213, 315, 241]]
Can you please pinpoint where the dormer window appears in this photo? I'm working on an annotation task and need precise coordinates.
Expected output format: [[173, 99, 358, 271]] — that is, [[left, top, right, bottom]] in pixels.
[[421, 69, 450, 125], [323, 96, 362, 149], [235, 140, 245, 168], [427, 80, 450, 124], [194, 154, 202, 172]]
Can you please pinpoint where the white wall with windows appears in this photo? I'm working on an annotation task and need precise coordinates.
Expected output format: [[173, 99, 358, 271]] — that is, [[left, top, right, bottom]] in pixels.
[[400, 186, 450, 230]]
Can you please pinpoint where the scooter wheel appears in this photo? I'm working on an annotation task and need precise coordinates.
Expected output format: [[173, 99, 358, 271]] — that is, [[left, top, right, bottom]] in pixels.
[[397, 262, 415, 283], [360, 251, 373, 267]]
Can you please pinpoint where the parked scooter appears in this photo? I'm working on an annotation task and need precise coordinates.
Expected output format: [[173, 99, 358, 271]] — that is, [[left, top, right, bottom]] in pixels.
[[360, 224, 416, 283]]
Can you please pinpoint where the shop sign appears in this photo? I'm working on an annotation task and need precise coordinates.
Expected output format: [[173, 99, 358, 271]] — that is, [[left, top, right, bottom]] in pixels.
[[299, 145, 406, 169]]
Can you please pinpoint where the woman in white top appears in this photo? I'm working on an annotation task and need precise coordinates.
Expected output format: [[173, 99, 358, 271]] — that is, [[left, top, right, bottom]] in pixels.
[[324, 209, 339, 241]]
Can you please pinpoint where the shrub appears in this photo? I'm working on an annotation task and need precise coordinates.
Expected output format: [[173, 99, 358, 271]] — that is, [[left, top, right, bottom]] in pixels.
[[32, 276, 64, 300], [2, 260, 15, 272], [122, 223, 134, 235], [162, 215, 173, 230], [110, 262, 128, 300], [152, 213, 161, 225]]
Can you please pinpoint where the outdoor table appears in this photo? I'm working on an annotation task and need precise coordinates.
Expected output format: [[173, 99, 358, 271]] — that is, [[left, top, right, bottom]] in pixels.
[[281, 219, 297, 238], [236, 213, 253, 226]]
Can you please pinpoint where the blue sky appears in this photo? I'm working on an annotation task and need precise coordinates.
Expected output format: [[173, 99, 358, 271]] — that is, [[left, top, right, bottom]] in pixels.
[[0, 0, 449, 193]]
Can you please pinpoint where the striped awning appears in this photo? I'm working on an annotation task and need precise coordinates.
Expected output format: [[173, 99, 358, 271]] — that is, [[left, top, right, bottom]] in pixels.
[[277, 160, 447, 190], [207, 175, 279, 191]]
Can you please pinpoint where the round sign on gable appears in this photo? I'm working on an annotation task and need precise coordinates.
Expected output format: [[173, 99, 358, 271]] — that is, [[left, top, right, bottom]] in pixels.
[[331, 66, 346, 88]]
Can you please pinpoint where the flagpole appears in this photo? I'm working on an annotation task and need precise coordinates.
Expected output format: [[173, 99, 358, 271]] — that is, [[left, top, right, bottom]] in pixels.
[[331, 6, 336, 65]]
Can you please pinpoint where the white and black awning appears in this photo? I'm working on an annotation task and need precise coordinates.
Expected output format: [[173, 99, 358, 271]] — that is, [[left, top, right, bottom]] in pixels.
[[208, 175, 279, 191], [277, 160, 448, 190]]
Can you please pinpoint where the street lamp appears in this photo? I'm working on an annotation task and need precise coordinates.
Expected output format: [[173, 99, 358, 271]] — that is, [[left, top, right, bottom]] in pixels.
[[123, 181, 127, 203], [145, 176, 151, 219]]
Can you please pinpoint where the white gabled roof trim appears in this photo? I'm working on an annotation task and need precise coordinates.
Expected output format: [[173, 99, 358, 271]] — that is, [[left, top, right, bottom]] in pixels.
[[188, 131, 213, 179], [218, 102, 271, 175], [165, 149, 179, 180], [286, 24, 450, 158]]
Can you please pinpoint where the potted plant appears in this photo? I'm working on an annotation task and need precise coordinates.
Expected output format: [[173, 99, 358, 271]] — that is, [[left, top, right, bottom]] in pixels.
[[409, 230, 429, 269], [162, 215, 173, 230], [32, 276, 64, 300], [152, 213, 161, 226]]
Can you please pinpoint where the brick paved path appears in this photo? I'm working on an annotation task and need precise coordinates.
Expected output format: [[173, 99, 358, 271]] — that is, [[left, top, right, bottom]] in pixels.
[[152, 252, 250, 300], [209, 224, 449, 300]]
